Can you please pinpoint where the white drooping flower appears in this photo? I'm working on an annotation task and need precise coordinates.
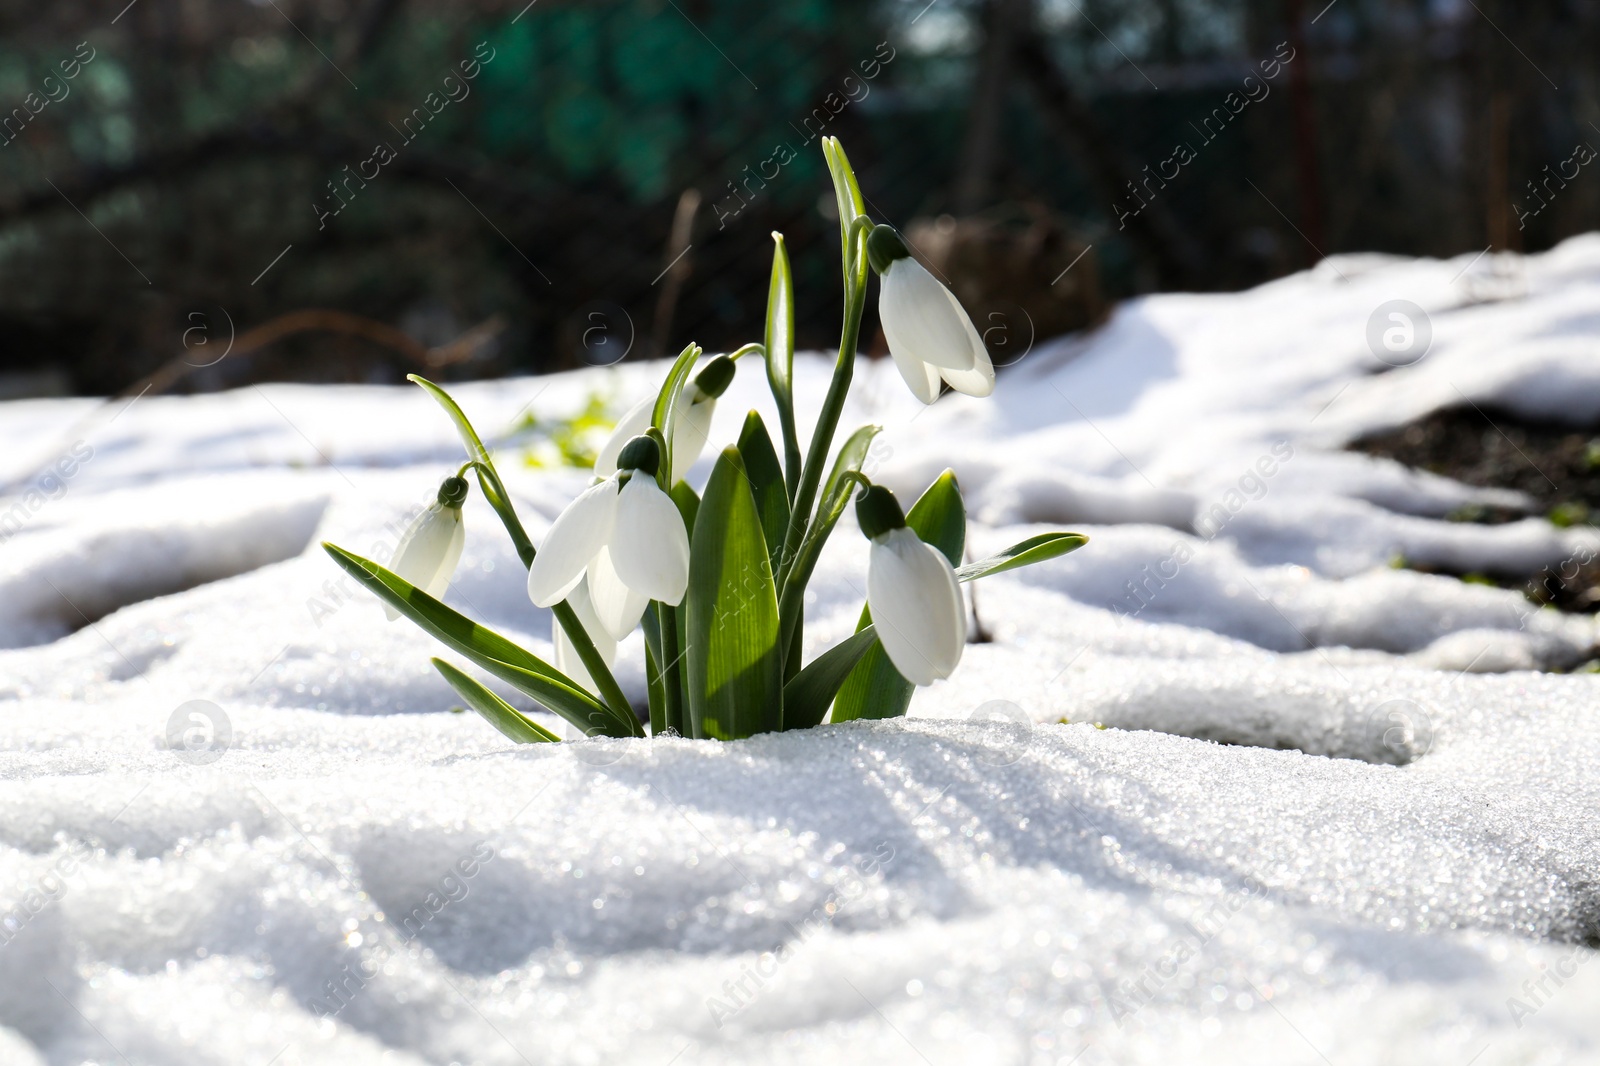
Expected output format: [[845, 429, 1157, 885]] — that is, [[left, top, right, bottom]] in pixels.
[[593, 356, 736, 480], [551, 576, 618, 696], [385, 476, 469, 620], [527, 436, 689, 637], [857, 484, 966, 685], [867, 225, 995, 404], [586, 543, 650, 642]]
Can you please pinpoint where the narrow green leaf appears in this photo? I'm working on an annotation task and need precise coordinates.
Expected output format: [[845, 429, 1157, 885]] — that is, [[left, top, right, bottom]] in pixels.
[[662, 482, 698, 735], [830, 138, 867, 220], [823, 137, 868, 273], [781, 625, 880, 731], [956, 532, 1089, 582], [785, 602, 804, 683], [323, 543, 639, 737], [833, 472, 966, 723], [409, 374, 491, 465], [651, 342, 704, 485], [669, 480, 701, 533], [736, 411, 790, 578], [763, 234, 801, 500], [763, 236, 794, 406], [686, 448, 784, 740], [433, 658, 559, 744], [409, 374, 534, 560]]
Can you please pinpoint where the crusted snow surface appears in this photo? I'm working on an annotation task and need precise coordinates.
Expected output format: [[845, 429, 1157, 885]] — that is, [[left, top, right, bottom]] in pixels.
[[2, 238, 1600, 1063]]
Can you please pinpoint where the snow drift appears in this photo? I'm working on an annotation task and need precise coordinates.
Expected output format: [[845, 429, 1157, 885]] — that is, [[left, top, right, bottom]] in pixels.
[[2, 239, 1599, 1063]]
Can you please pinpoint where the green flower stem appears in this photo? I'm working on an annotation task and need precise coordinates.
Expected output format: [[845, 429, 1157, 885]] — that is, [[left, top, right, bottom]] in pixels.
[[467, 460, 640, 737], [778, 408, 802, 507], [643, 634, 665, 736], [727, 342, 764, 363], [845, 216, 874, 275], [776, 224, 871, 605], [655, 601, 686, 735]]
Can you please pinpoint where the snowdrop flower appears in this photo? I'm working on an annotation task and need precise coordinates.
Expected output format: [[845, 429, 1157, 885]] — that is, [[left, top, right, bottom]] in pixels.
[[551, 577, 617, 696], [866, 224, 995, 404], [527, 436, 690, 635], [594, 356, 736, 480], [385, 476, 468, 620], [856, 484, 966, 685]]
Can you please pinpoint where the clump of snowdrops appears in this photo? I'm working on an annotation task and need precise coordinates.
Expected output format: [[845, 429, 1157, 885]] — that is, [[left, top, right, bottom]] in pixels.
[[325, 139, 1086, 743]]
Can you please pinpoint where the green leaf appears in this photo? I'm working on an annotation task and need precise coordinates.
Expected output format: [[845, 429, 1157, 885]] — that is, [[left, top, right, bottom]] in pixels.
[[409, 374, 535, 563], [409, 374, 491, 465], [663, 482, 698, 736], [784, 601, 804, 683], [651, 342, 703, 485], [904, 471, 967, 567], [956, 532, 1089, 582], [823, 137, 868, 272], [669, 480, 701, 533], [763, 234, 800, 500], [833, 471, 966, 723], [781, 625, 880, 731], [685, 448, 784, 740], [433, 658, 558, 744], [736, 411, 790, 578], [323, 543, 639, 737]]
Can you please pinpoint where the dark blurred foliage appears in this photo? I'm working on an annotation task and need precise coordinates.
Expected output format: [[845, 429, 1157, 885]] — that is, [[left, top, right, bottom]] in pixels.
[[0, 0, 1596, 396]]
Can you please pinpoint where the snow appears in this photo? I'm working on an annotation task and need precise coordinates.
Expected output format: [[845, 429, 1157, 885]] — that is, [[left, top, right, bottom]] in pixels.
[[2, 237, 1599, 1063]]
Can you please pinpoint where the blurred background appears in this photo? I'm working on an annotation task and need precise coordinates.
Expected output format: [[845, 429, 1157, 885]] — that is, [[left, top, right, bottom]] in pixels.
[[0, 0, 1594, 399]]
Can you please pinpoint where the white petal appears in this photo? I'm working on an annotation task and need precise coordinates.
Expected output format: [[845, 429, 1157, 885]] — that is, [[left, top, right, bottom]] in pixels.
[[552, 578, 617, 697], [885, 334, 943, 405], [587, 544, 650, 640], [671, 392, 715, 478], [385, 503, 462, 621], [421, 510, 467, 599], [593, 397, 654, 478], [879, 257, 978, 372], [866, 527, 966, 686], [937, 286, 996, 398], [526, 479, 618, 607], [610, 475, 690, 605]]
